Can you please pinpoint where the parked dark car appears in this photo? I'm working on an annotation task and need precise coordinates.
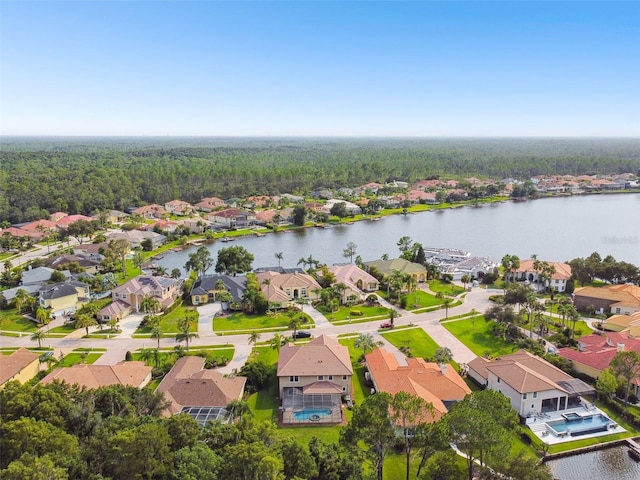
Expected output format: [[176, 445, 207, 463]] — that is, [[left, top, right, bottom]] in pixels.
[[293, 330, 312, 339]]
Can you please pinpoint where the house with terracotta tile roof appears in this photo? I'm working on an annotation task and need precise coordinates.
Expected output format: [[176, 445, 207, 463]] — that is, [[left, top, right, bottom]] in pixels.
[[156, 356, 246, 422], [0, 348, 40, 388], [277, 335, 353, 424], [363, 258, 428, 283], [164, 199, 194, 216], [558, 332, 640, 398], [365, 347, 471, 423], [21, 219, 59, 234], [573, 284, 640, 315], [55, 214, 94, 227], [207, 208, 255, 228], [601, 312, 640, 335], [468, 350, 594, 418], [131, 204, 167, 219], [40, 361, 152, 389], [255, 270, 321, 308], [508, 259, 572, 292], [326, 264, 379, 304], [98, 275, 181, 322], [194, 197, 226, 212]]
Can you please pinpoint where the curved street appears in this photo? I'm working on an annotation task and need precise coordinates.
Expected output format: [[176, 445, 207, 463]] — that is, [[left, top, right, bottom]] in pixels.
[[2, 285, 497, 371]]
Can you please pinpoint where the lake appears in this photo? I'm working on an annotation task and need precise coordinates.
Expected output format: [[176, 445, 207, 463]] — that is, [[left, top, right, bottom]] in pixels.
[[546, 445, 640, 480], [156, 193, 639, 276]]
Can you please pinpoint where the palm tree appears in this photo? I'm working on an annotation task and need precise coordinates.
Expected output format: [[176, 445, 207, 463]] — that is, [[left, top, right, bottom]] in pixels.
[[248, 331, 261, 347], [262, 278, 272, 312], [175, 326, 198, 351], [434, 347, 453, 365], [288, 314, 304, 339], [461, 274, 471, 290], [14, 289, 30, 314], [140, 296, 161, 315], [275, 252, 283, 269], [30, 329, 48, 348], [226, 399, 252, 422], [75, 313, 97, 336], [214, 279, 227, 301], [155, 266, 168, 276], [35, 306, 52, 326], [269, 333, 289, 352], [354, 332, 382, 356], [388, 308, 398, 326], [242, 288, 260, 314], [139, 348, 155, 366], [150, 326, 163, 350], [442, 298, 452, 319]]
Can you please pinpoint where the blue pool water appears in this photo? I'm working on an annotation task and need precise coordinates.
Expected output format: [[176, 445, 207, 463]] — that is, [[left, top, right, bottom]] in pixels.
[[547, 414, 612, 435], [293, 407, 332, 421]]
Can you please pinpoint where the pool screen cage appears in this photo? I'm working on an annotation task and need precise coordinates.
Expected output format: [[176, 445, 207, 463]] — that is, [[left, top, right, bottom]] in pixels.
[[281, 387, 343, 424]]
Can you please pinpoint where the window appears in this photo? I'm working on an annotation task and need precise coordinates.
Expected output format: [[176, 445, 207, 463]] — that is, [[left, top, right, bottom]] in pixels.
[[342, 375, 348, 380], [523, 393, 527, 399], [114, 293, 119, 298], [497, 378, 500, 383], [317, 376, 324, 381], [328, 375, 333, 381], [533, 392, 538, 398], [289, 376, 299, 383], [301, 288, 307, 296], [616, 308, 621, 314], [342, 386, 347, 392]]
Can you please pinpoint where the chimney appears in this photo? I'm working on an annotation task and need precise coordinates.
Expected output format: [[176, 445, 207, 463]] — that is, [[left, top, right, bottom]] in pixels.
[[617, 343, 625, 352], [439, 363, 447, 375]]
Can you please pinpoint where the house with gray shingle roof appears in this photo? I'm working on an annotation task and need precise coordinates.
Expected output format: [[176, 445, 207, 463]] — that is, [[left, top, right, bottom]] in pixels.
[[190, 274, 247, 305]]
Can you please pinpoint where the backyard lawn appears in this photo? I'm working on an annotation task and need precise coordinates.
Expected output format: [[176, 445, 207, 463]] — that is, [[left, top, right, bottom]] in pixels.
[[214, 311, 313, 333], [442, 315, 520, 358], [380, 327, 441, 360]]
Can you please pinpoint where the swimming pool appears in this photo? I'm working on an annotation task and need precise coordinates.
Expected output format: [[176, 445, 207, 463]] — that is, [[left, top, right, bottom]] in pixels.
[[293, 407, 332, 421], [547, 414, 613, 436]]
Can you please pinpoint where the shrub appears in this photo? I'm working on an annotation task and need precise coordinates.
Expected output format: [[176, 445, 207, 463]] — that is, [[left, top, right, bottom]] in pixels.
[[399, 297, 408, 309], [125, 351, 133, 361], [350, 310, 363, 316]]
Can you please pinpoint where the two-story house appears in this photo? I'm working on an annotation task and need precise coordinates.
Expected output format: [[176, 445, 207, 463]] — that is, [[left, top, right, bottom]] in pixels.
[[277, 335, 353, 424], [256, 270, 321, 309], [326, 264, 379, 304], [39, 281, 90, 316]]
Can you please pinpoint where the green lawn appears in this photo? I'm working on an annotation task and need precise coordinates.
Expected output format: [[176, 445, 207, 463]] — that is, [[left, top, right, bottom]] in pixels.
[[316, 304, 391, 323], [214, 311, 313, 333], [58, 351, 103, 367], [0, 310, 38, 333], [401, 290, 443, 311], [443, 316, 520, 358], [427, 280, 465, 296], [135, 302, 198, 335], [47, 323, 79, 335], [381, 327, 441, 360]]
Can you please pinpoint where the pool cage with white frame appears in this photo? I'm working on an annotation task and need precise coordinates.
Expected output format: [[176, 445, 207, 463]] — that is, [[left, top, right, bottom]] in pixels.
[[281, 387, 343, 424]]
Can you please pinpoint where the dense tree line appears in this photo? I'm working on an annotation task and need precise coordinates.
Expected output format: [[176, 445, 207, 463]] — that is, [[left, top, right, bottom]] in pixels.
[[1, 137, 639, 223]]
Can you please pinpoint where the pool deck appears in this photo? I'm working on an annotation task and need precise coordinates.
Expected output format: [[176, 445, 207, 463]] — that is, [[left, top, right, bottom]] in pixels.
[[526, 406, 626, 445]]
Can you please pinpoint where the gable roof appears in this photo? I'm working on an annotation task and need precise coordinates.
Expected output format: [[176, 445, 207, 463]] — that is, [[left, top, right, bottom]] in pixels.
[[256, 271, 322, 303], [363, 258, 427, 277], [0, 348, 40, 385], [515, 259, 572, 280], [40, 361, 152, 389], [328, 264, 379, 289], [156, 356, 246, 415], [574, 285, 640, 306], [277, 335, 353, 377], [190, 274, 247, 303], [40, 282, 88, 300]]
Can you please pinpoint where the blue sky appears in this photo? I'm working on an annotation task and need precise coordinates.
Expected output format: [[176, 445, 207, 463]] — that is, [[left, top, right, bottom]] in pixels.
[[1, 1, 638, 136]]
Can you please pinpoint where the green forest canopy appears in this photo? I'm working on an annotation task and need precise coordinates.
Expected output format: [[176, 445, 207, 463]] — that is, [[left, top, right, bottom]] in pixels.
[[1, 137, 639, 224]]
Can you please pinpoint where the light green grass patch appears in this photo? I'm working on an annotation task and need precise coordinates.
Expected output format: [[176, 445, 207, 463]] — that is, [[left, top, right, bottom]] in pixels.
[[401, 290, 443, 311], [135, 302, 198, 334], [381, 327, 441, 360], [0, 311, 38, 333], [317, 304, 391, 322], [427, 280, 465, 296], [59, 352, 102, 367], [443, 316, 521, 357], [215, 311, 313, 332]]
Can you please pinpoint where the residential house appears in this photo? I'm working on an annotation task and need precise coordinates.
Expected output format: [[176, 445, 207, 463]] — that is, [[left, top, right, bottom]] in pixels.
[[164, 199, 194, 216], [49, 212, 68, 222], [190, 274, 247, 306], [365, 347, 471, 423], [21, 219, 59, 236], [21, 266, 71, 286], [326, 264, 379, 304], [602, 312, 640, 336], [98, 275, 181, 322], [280, 193, 305, 203], [131, 204, 167, 219], [55, 214, 94, 228], [277, 335, 353, 424], [573, 284, 640, 315], [106, 230, 166, 249], [0, 226, 44, 241], [194, 197, 226, 212], [363, 258, 428, 284], [468, 350, 594, 418], [558, 332, 640, 398], [508, 259, 572, 293], [207, 208, 255, 228], [1, 285, 42, 306], [39, 281, 90, 316], [46, 252, 103, 275], [323, 199, 361, 215], [156, 356, 246, 422], [41, 361, 152, 389], [102, 210, 128, 224], [255, 271, 322, 308], [0, 348, 41, 389]]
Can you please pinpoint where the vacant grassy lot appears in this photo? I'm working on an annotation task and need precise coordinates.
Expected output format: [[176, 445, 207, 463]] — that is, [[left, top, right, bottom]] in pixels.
[[401, 290, 443, 311], [443, 316, 519, 357], [47, 323, 79, 336], [381, 327, 441, 360], [427, 280, 465, 296], [59, 350, 103, 367], [135, 302, 198, 335], [214, 311, 313, 333], [0, 310, 38, 333], [316, 303, 391, 323]]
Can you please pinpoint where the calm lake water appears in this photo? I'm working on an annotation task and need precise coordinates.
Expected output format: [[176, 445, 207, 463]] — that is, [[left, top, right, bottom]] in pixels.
[[546, 445, 640, 480], [157, 194, 640, 276]]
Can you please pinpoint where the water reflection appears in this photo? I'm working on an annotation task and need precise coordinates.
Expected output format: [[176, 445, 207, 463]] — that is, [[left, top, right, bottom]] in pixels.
[[546, 446, 640, 480]]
